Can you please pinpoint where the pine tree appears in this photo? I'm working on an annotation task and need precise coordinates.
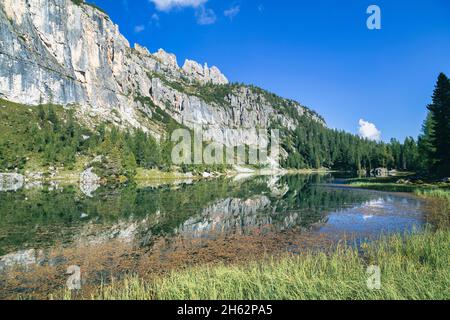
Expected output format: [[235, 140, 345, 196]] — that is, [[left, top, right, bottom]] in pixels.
[[402, 137, 418, 171], [389, 138, 402, 169], [418, 113, 435, 172], [427, 73, 450, 176], [37, 104, 46, 121]]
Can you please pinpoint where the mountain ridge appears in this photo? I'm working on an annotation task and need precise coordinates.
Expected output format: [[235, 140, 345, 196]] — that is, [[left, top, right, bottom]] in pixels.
[[1, 0, 415, 177], [0, 0, 320, 144]]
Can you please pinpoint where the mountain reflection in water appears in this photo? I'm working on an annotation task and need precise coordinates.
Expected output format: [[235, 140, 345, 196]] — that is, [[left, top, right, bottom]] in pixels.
[[0, 174, 424, 267]]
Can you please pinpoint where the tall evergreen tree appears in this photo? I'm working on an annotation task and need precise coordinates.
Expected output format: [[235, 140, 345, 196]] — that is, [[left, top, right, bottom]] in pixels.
[[402, 137, 419, 171], [427, 73, 450, 176], [418, 113, 435, 172]]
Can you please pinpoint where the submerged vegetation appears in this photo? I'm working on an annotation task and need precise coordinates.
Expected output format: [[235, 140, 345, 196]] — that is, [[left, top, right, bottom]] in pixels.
[[65, 230, 449, 300], [58, 178, 450, 301], [52, 175, 450, 301], [0, 175, 375, 257]]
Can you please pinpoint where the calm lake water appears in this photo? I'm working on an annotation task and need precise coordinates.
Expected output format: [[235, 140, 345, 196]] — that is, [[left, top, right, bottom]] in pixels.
[[0, 174, 425, 271]]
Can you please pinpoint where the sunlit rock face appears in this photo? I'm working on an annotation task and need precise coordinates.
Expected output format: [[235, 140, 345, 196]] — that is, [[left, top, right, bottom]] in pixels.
[[0, 0, 320, 152], [0, 0, 225, 127], [182, 59, 228, 85]]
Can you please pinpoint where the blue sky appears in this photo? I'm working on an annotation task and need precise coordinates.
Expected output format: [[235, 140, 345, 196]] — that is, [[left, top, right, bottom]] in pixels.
[[89, 0, 450, 142]]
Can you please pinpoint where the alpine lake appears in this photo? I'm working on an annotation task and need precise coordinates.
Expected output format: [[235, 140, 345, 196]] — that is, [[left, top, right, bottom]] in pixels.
[[0, 173, 426, 298]]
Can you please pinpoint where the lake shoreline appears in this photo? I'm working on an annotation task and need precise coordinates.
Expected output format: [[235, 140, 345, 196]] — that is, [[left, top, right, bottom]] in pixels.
[[59, 229, 450, 300], [342, 175, 450, 194], [1, 167, 337, 190]]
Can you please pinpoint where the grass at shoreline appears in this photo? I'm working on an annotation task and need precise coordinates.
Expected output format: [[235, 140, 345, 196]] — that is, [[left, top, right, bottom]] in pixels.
[[347, 176, 450, 193], [416, 189, 450, 229], [348, 182, 421, 193], [134, 168, 196, 181], [416, 189, 450, 201], [60, 229, 450, 300]]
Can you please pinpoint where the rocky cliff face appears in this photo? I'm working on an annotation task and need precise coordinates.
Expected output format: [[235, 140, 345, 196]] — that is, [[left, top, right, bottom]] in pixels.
[[0, 0, 322, 147]]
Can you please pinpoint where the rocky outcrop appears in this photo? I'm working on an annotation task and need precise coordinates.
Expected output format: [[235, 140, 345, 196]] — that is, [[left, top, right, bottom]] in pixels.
[[0, 0, 321, 153], [0, 248, 69, 271], [79, 167, 100, 197], [0, 173, 24, 191], [154, 48, 179, 70], [0, 249, 37, 271], [182, 59, 228, 85]]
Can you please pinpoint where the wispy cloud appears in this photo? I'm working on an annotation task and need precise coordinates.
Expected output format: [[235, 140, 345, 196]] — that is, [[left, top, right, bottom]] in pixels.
[[359, 119, 382, 141], [149, 0, 214, 26], [149, 0, 208, 12], [196, 6, 216, 25], [224, 5, 240, 20], [151, 13, 160, 22], [134, 24, 146, 33], [150, 13, 160, 27]]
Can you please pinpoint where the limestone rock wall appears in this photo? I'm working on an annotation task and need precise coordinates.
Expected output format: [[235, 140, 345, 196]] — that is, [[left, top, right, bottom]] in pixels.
[[0, 0, 319, 149]]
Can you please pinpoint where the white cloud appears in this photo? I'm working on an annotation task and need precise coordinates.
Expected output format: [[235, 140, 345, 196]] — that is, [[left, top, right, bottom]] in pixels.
[[149, 0, 207, 11], [224, 5, 240, 20], [359, 119, 382, 142], [134, 25, 146, 33], [196, 7, 216, 25]]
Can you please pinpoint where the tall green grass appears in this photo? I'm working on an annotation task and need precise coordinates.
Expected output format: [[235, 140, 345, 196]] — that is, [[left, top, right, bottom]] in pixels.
[[83, 230, 449, 300], [415, 189, 450, 229], [415, 189, 450, 202], [349, 182, 421, 193]]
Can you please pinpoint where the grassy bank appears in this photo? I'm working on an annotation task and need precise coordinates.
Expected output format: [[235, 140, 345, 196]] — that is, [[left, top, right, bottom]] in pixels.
[[347, 175, 450, 193], [416, 189, 450, 202], [134, 168, 197, 181], [61, 230, 449, 300], [415, 189, 450, 229]]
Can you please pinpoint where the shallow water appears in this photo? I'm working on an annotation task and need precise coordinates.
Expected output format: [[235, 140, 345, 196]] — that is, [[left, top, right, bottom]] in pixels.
[[0, 174, 424, 270]]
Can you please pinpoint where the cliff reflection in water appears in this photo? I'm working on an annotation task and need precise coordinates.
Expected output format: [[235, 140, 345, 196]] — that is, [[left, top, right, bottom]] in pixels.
[[0, 174, 423, 259], [174, 175, 378, 239]]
